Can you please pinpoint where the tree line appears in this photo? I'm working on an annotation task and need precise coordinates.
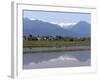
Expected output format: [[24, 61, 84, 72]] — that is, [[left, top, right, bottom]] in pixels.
[[23, 34, 90, 41]]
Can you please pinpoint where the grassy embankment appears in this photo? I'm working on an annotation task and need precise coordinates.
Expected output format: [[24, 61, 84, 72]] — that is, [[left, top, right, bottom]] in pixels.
[[23, 40, 90, 48], [23, 40, 90, 54]]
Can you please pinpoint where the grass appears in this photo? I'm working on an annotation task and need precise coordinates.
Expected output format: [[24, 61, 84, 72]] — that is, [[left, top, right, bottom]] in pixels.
[[24, 48, 90, 54], [23, 40, 90, 48]]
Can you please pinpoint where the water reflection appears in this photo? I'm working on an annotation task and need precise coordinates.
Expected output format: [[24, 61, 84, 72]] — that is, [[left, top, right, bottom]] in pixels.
[[23, 46, 90, 52], [23, 51, 90, 69]]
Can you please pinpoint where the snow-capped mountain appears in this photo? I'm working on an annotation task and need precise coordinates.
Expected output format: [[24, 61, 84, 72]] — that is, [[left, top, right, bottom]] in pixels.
[[23, 18, 90, 37]]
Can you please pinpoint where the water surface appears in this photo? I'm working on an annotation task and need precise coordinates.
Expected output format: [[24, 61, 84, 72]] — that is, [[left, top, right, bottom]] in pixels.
[[23, 46, 90, 52], [23, 51, 90, 69]]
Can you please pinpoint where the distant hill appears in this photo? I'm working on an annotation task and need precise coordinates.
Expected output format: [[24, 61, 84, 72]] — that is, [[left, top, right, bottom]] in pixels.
[[67, 21, 91, 37], [23, 18, 90, 37]]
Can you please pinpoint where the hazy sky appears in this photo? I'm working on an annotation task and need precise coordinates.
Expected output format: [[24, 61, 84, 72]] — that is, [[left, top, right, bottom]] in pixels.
[[23, 10, 91, 24]]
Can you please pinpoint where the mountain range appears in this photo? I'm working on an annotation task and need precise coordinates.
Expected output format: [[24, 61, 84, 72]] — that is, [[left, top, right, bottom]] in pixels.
[[23, 18, 91, 38]]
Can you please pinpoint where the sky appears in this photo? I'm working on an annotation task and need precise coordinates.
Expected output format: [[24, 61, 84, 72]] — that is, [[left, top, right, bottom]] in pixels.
[[23, 10, 91, 27]]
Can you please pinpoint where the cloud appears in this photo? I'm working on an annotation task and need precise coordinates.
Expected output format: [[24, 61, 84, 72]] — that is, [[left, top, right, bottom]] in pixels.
[[58, 22, 77, 26], [50, 22, 77, 29]]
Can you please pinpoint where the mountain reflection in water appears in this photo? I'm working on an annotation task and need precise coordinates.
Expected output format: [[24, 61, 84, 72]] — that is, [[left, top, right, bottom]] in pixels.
[[23, 51, 90, 69]]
